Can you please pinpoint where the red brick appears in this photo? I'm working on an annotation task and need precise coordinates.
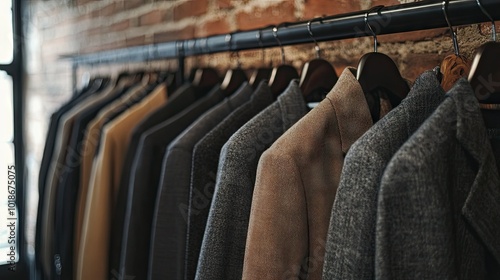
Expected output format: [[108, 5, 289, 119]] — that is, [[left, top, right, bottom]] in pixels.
[[85, 40, 126, 53], [303, 0, 360, 19], [370, 0, 401, 7], [479, 21, 500, 38], [329, 56, 358, 73], [196, 18, 231, 37], [378, 28, 448, 43], [123, 0, 144, 10], [400, 53, 442, 81], [154, 25, 195, 43], [109, 19, 130, 32], [85, 26, 105, 36], [91, 3, 118, 18], [173, 0, 209, 21], [139, 10, 164, 26], [333, 64, 351, 77], [164, 9, 175, 22], [217, 0, 233, 9], [126, 35, 146, 47], [236, 1, 296, 31]]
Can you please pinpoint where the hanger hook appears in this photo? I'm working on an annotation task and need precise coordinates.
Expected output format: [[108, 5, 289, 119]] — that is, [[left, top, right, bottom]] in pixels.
[[192, 39, 199, 68], [308, 17, 323, 59], [225, 33, 232, 51], [176, 40, 184, 57], [272, 25, 285, 64], [256, 28, 266, 65], [226, 32, 241, 67], [476, 0, 497, 42], [442, 0, 460, 56], [201, 37, 212, 67], [365, 5, 384, 53], [201, 37, 210, 54]]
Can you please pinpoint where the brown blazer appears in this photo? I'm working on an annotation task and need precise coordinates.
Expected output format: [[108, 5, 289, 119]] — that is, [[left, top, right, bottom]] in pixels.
[[77, 84, 167, 280], [74, 81, 149, 266], [242, 68, 389, 279]]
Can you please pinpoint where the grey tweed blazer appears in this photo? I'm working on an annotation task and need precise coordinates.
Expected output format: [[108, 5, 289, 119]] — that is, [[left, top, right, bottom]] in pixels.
[[376, 78, 500, 279], [322, 71, 445, 279], [195, 80, 307, 280], [189, 81, 274, 280]]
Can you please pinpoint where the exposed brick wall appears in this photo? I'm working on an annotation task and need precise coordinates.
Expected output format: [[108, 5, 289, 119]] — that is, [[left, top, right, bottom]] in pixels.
[[23, 0, 500, 248]]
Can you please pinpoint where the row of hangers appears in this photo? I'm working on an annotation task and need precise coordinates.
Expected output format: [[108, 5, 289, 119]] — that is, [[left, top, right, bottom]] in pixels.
[[80, 0, 499, 126]]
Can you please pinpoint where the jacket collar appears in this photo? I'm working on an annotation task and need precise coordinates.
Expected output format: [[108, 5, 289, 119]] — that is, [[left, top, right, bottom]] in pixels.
[[325, 67, 373, 153], [450, 78, 500, 265], [251, 80, 274, 107], [277, 80, 308, 130]]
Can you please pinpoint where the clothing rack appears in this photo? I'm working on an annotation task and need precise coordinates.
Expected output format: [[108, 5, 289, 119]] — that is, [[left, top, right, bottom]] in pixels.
[[64, 0, 500, 89]]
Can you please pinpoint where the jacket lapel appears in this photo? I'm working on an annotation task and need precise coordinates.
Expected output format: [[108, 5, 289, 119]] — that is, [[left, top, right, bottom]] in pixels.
[[327, 67, 373, 154], [452, 78, 500, 265]]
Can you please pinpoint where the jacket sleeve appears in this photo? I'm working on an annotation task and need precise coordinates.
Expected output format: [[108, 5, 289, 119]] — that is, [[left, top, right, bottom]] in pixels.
[[77, 130, 116, 280], [243, 150, 308, 279]]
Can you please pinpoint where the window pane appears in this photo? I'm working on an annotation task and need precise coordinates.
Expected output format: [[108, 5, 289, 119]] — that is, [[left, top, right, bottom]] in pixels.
[[0, 142, 18, 265], [0, 71, 13, 142], [0, 0, 13, 64]]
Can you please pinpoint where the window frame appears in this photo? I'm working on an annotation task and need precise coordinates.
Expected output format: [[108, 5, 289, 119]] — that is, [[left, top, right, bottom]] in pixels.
[[0, 0, 30, 279]]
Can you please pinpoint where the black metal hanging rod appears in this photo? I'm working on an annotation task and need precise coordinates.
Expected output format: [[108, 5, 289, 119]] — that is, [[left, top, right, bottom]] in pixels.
[[65, 0, 500, 66]]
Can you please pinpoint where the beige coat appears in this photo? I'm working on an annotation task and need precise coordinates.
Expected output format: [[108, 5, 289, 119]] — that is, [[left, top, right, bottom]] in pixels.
[[242, 67, 386, 279], [74, 81, 149, 268], [77, 83, 167, 280]]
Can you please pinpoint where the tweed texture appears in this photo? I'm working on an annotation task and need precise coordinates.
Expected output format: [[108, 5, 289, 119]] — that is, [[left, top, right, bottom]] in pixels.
[[195, 80, 307, 280], [242, 68, 381, 280], [190, 81, 274, 280], [145, 83, 251, 280], [376, 78, 500, 279], [322, 71, 445, 279]]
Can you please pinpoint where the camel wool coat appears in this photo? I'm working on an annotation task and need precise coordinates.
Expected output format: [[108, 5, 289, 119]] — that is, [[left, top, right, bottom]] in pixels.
[[242, 67, 391, 279]]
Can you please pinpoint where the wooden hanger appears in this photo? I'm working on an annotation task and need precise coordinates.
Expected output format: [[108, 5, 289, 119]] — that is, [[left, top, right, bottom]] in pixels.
[[468, 0, 500, 129], [269, 65, 298, 97], [188, 67, 198, 83], [220, 33, 248, 96], [115, 71, 131, 85], [356, 6, 409, 119], [250, 67, 272, 89], [268, 26, 299, 98], [193, 67, 221, 91], [154, 68, 177, 96], [468, 0, 500, 104], [165, 71, 178, 94], [221, 67, 247, 96], [469, 41, 500, 104], [192, 37, 223, 93], [357, 52, 409, 100], [250, 29, 272, 89], [163, 62, 179, 94], [299, 18, 338, 102], [187, 40, 200, 83]]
